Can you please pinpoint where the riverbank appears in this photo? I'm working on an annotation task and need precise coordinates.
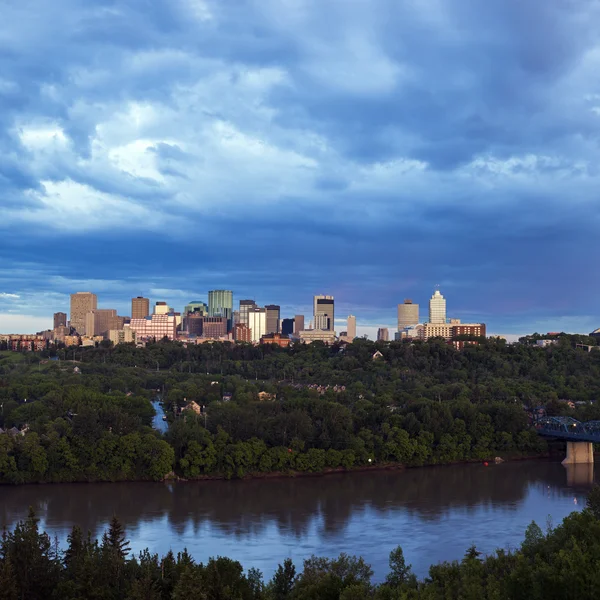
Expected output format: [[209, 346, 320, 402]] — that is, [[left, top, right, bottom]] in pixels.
[[165, 450, 554, 483]]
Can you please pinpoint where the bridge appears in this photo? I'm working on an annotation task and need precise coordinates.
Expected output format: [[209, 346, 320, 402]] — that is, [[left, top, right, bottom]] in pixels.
[[535, 416, 600, 464]]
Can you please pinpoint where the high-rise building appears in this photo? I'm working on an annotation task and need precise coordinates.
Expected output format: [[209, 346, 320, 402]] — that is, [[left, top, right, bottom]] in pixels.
[[70, 292, 98, 335], [154, 301, 172, 315], [129, 314, 177, 340], [265, 305, 280, 334], [184, 301, 207, 316], [85, 309, 118, 338], [209, 290, 233, 331], [53, 312, 67, 329], [377, 327, 389, 342], [294, 315, 305, 334], [247, 307, 266, 343], [281, 318, 295, 336], [429, 290, 446, 324], [200, 317, 227, 339], [398, 299, 419, 330], [314, 295, 334, 331], [239, 300, 257, 326], [347, 315, 356, 339], [132, 297, 150, 320]]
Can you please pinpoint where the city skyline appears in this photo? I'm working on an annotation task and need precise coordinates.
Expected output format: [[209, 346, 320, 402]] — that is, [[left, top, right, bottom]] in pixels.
[[1, 1, 599, 338]]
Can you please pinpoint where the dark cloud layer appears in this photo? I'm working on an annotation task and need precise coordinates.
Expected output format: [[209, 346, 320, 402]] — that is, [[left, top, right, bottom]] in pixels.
[[1, 0, 600, 335]]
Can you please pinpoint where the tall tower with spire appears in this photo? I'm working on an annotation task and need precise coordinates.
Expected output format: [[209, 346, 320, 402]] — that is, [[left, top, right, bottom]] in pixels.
[[429, 289, 446, 324]]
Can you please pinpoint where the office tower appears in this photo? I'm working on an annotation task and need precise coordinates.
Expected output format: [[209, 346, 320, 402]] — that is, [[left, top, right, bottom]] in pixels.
[[234, 323, 252, 342], [313, 295, 334, 331], [184, 301, 207, 316], [265, 305, 280, 334], [281, 318, 295, 336], [397, 299, 419, 330], [199, 317, 227, 339], [377, 327, 389, 342], [247, 307, 266, 343], [154, 301, 172, 315], [294, 315, 305, 334], [53, 312, 67, 329], [129, 314, 177, 340], [209, 290, 233, 331], [70, 292, 98, 335], [85, 309, 118, 338], [429, 290, 446, 324], [347, 315, 356, 339], [239, 300, 257, 326], [131, 297, 150, 320]]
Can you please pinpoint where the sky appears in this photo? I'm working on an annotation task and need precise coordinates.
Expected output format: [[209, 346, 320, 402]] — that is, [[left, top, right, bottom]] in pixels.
[[1, 0, 600, 338]]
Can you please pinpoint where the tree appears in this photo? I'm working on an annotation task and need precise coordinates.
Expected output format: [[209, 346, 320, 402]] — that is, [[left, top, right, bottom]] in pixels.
[[104, 516, 131, 559], [171, 566, 206, 600], [0, 558, 18, 600], [385, 546, 415, 588], [586, 485, 600, 519], [270, 558, 296, 600]]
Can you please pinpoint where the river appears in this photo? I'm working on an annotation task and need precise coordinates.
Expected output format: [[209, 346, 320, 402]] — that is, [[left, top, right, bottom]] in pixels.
[[0, 460, 593, 580]]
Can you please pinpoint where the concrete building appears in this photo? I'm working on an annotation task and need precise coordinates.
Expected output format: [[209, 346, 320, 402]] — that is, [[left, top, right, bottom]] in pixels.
[[70, 292, 97, 335], [377, 327, 389, 341], [347, 315, 357, 340], [281, 318, 295, 336], [209, 290, 233, 331], [109, 327, 136, 345], [129, 314, 177, 341], [85, 309, 118, 338], [294, 315, 305, 334], [247, 307, 266, 343], [131, 297, 150, 320], [398, 299, 419, 330], [154, 301, 172, 315], [429, 290, 446, 324], [314, 295, 334, 331], [396, 324, 425, 340], [53, 312, 67, 329], [239, 300, 257, 326], [422, 321, 486, 341], [261, 333, 291, 347], [200, 317, 227, 339], [265, 305, 280, 334], [234, 323, 252, 343], [299, 329, 336, 344], [184, 301, 207, 316]]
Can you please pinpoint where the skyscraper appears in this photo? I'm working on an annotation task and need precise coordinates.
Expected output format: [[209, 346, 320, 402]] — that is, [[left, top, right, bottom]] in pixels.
[[398, 299, 419, 330], [53, 312, 67, 329], [377, 327, 389, 341], [281, 318, 295, 336], [209, 290, 233, 331], [313, 295, 334, 331], [154, 301, 172, 315], [239, 300, 257, 326], [247, 307, 266, 343], [265, 305, 280, 334], [70, 292, 98, 335], [347, 315, 356, 339], [429, 290, 446, 324], [184, 301, 207, 316], [294, 315, 305, 334], [85, 309, 119, 338], [132, 297, 150, 320]]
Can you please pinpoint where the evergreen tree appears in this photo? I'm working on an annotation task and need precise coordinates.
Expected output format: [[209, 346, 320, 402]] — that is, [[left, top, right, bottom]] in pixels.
[[0, 558, 18, 600], [385, 546, 415, 588], [105, 516, 131, 559], [270, 558, 296, 600], [171, 566, 206, 600]]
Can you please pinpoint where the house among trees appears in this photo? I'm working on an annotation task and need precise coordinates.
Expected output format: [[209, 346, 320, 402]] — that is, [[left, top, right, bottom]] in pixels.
[[372, 350, 384, 360], [182, 400, 202, 415]]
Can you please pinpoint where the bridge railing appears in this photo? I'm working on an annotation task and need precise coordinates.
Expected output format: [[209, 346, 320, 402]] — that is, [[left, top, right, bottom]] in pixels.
[[535, 416, 600, 442]]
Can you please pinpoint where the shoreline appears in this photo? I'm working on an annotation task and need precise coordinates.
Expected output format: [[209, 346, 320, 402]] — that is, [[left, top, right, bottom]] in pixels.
[[0, 452, 561, 487]]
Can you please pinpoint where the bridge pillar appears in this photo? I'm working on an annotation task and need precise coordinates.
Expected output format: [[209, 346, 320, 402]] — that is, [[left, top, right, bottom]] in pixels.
[[562, 441, 594, 465], [565, 463, 594, 486]]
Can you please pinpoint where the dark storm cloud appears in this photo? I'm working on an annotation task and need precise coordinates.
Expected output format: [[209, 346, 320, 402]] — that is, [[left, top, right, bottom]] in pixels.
[[1, 0, 600, 334]]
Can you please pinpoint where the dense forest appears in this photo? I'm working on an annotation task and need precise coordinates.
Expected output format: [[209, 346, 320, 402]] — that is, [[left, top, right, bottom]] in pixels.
[[5, 488, 600, 599], [1, 336, 599, 483]]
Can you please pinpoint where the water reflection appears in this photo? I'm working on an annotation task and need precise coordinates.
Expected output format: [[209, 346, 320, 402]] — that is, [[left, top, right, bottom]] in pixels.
[[0, 460, 593, 579]]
